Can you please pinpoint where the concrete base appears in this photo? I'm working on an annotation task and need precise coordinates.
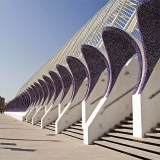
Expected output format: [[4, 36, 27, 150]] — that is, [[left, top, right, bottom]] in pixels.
[[41, 91, 62, 128], [26, 107, 36, 123], [83, 57, 138, 144], [133, 59, 160, 138], [4, 111, 28, 121], [32, 106, 45, 125], [56, 81, 87, 133]]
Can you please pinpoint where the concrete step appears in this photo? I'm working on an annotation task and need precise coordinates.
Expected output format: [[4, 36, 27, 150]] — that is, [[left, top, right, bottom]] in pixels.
[[110, 128, 133, 134], [120, 119, 133, 124], [65, 128, 83, 135], [61, 120, 83, 140], [74, 122, 82, 127], [145, 133, 160, 139], [45, 126, 55, 131], [125, 115, 133, 120], [61, 131, 83, 140], [35, 121, 41, 127], [48, 124, 55, 127], [115, 124, 133, 129], [70, 125, 83, 130], [26, 121, 32, 124], [100, 136, 160, 154], [94, 140, 160, 160], [106, 132, 160, 146], [152, 127, 160, 133]]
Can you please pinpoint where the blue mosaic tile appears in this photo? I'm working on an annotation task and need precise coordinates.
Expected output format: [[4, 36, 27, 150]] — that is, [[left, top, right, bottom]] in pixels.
[[31, 84, 40, 105], [67, 56, 89, 101], [33, 83, 43, 105], [28, 87, 35, 106], [43, 75, 55, 104], [56, 64, 73, 103], [26, 88, 32, 106], [30, 86, 37, 105], [81, 45, 110, 100], [102, 27, 142, 96], [137, 0, 160, 93], [49, 71, 62, 103], [38, 79, 49, 105]]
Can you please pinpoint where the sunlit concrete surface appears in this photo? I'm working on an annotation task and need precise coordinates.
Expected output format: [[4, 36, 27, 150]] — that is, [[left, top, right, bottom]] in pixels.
[[0, 114, 138, 160]]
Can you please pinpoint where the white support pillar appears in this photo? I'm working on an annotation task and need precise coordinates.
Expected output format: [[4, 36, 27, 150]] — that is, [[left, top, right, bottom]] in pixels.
[[84, 57, 138, 144], [132, 59, 160, 138]]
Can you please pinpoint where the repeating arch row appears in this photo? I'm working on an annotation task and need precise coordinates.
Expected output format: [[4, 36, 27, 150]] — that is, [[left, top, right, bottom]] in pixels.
[[5, 0, 160, 118]]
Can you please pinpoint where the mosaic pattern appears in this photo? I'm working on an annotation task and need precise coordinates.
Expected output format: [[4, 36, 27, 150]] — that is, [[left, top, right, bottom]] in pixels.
[[34, 82, 43, 105], [20, 93, 26, 110], [43, 75, 55, 104], [24, 91, 29, 106], [49, 71, 62, 103], [28, 87, 35, 105], [67, 56, 89, 101], [24, 91, 29, 111], [23, 91, 29, 109], [29, 87, 36, 105], [38, 79, 49, 105], [81, 45, 110, 100], [102, 27, 142, 96], [137, 0, 160, 93], [31, 84, 39, 105], [26, 88, 32, 106], [56, 64, 73, 103], [16, 94, 24, 111], [24, 89, 30, 108]]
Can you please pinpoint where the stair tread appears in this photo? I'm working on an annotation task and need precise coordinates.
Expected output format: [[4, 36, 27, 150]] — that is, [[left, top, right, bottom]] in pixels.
[[61, 131, 83, 140], [49, 124, 55, 127], [70, 125, 83, 130], [126, 115, 133, 120], [74, 122, 82, 126], [116, 124, 133, 128], [120, 120, 133, 124], [152, 127, 160, 131], [145, 133, 160, 138], [45, 126, 55, 131], [65, 128, 83, 135], [35, 123, 41, 127], [106, 132, 160, 145], [94, 140, 160, 159], [100, 136, 160, 153], [110, 128, 132, 134]]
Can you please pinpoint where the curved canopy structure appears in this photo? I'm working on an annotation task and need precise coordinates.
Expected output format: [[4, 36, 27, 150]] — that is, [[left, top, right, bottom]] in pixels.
[[38, 79, 49, 105], [102, 27, 142, 96], [137, 0, 160, 93], [56, 64, 73, 103], [43, 75, 55, 104], [49, 71, 62, 103], [81, 45, 109, 100], [67, 56, 89, 101]]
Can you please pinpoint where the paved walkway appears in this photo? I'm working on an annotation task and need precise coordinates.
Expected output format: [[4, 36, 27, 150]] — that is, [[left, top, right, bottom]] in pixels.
[[0, 114, 138, 160]]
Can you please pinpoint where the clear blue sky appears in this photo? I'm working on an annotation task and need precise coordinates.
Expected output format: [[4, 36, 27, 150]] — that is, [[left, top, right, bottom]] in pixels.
[[0, 0, 108, 102]]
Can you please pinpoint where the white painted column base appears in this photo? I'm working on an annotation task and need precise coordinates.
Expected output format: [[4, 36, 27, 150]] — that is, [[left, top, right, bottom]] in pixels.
[[26, 107, 36, 123], [32, 106, 45, 125]]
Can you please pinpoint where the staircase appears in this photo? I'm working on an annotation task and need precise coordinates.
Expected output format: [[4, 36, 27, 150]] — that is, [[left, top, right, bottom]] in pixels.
[[61, 120, 83, 140], [94, 114, 160, 160], [45, 122, 55, 131], [35, 121, 41, 127]]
